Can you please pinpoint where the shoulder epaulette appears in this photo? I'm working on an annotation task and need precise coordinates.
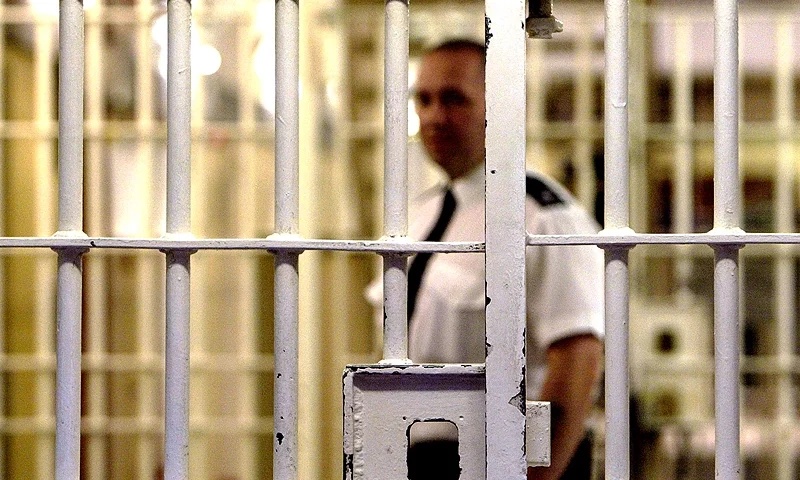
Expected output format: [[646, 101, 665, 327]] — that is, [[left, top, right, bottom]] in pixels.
[[525, 174, 566, 207]]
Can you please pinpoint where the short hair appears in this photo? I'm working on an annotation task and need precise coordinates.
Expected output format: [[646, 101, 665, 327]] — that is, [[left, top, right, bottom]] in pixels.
[[425, 38, 486, 59]]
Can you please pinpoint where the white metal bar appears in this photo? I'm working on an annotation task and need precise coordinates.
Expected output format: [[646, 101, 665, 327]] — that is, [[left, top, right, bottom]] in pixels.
[[713, 0, 742, 477], [604, 0, 631, 478], [274, 254, 299, 478], [275, 0, 299, 236], [165, 0, 193, 478], [165, 251, 191, 479], [57, 0, 85, 236], [54, 1, 86, 479], [381, 0, 409, 363], [54, 251, 84, 480], [774, 16, 795, 480], [274, 0, 300, 476], [712, 1, 740, 232], [15, 232, 800, 252], [485, 0, 527, 478], [167, 0, 192, 237], [604, 0, 630, 231], [713, 248, 741, 477]]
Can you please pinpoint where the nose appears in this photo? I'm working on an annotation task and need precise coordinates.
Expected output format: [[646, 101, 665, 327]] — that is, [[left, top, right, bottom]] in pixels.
[[418, 100, 447, 128]]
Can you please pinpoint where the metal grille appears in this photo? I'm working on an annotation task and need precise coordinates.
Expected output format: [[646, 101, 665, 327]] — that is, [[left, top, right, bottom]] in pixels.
[[1, 0, 799, 479]]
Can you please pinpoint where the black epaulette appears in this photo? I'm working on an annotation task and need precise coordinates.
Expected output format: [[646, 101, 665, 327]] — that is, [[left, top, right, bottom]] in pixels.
[[525, 174, 566, 207]]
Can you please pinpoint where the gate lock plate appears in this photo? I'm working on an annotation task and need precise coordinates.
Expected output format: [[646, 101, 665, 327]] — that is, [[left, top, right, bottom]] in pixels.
[[343, 364, 551, 479]]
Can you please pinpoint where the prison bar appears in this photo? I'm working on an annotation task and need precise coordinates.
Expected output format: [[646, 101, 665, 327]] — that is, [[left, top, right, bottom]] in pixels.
[[54, 1, 86, 479], [10, 232, 800, 252], [484, 0, 528, 477], [713, 0, 742, 478], [381, 0, 410, 363], [164, 1, 193, 478], [603, 0, 632, 478], [273, 0, 301, 476]]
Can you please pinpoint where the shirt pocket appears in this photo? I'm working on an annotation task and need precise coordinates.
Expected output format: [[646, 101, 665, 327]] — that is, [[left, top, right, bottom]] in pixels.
[[425, 257, 486, 363]]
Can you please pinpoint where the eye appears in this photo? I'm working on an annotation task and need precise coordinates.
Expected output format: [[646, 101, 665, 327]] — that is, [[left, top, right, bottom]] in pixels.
[[441, 90, 467, 107], [414, 92, 431, 107]]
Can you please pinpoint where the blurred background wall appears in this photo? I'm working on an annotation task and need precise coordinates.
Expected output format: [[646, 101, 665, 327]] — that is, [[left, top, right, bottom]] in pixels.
[[0, 0, 798, 478]]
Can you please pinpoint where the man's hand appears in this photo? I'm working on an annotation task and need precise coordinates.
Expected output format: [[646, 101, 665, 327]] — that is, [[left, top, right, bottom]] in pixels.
[[528, 334, 602, 480]]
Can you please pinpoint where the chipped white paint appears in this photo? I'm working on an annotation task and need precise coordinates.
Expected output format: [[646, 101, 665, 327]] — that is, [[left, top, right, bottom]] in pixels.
[[343, 365, 487, 479], [484, 0, 528, 477], [382, 0, 411, 363], [274, 0, 301, 476], [526, 401, 552, 468]]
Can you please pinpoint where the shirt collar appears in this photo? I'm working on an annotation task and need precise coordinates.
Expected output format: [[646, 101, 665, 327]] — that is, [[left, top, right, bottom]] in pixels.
[[448, 163, 485, 205]]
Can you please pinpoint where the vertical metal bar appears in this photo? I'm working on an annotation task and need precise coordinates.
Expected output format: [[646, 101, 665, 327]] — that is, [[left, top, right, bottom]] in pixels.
[[167, 0, 192, 237], [713, 248, 740, 477], [604, 0, 629, 231], [275, 3, 299, 237], [774, 17, 796, 480], [54, 1, 86, 479], [55, 252, 84, 480], [713, 0, 741, 478], [382, 0, 409, 363], [274, 254, 299, 479], [274, 0, 300, 477], [604, 0, 631, 479], [484, 0, 527, 478], [57, 0, 85, 234], [165, 0, 193, 478], [712, 2, 739, 232], [604, 249, 630, 480]]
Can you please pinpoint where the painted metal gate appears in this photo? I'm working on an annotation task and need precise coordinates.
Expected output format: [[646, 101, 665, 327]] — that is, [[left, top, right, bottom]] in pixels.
[[0, 0, 797, 479]]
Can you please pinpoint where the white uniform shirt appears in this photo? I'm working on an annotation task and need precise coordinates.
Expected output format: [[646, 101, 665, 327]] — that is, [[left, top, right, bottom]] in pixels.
[[368, 165, 604, 399]]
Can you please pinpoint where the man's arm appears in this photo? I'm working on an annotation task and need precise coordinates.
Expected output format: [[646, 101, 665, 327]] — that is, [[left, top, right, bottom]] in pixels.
[[528, 334, 603, 480]]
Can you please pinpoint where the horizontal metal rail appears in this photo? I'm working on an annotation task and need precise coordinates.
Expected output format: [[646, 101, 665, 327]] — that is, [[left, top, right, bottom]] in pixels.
[[7, 233, 800, 252]]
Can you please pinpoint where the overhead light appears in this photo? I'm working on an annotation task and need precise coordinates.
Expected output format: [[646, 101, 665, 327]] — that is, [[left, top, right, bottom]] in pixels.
[[153, 14, 222, 78]]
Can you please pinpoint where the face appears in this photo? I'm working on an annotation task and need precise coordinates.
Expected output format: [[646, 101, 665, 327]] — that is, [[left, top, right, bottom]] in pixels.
[[414, 49, 485, 179]]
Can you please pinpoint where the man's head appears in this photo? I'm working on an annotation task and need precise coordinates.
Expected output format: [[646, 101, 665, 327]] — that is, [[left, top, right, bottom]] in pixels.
[[413, 39, 485, 180]]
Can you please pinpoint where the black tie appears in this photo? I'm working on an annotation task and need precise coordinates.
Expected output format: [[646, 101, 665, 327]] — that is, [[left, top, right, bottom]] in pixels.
[[407, 188, 457, 321]]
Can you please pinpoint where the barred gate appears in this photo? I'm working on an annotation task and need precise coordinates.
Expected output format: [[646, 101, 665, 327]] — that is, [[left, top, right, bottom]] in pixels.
[[0, 0, 799, 479]]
